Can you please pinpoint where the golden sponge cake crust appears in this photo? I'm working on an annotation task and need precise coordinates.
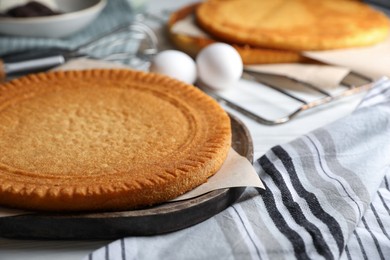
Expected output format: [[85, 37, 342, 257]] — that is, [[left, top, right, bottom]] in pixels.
[[0, 69, 231, 212], [196, 0, 390, 51], [168, 3, 306, 64]]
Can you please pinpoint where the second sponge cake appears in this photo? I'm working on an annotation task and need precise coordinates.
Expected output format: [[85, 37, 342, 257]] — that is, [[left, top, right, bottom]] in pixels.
[[196, 0, 390, 51]]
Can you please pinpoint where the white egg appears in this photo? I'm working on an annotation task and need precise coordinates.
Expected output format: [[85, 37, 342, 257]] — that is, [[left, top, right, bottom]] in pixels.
[[196, 43, 243, 90], [149, 50, 197, 85]]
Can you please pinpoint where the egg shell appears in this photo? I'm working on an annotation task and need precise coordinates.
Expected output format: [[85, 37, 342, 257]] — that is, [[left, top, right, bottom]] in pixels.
[[149, 50, 197, 85], [196, 43, 243, 90]]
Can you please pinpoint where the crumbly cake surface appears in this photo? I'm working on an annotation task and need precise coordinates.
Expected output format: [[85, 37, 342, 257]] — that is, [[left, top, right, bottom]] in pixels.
[[196, 0, 390, 51], [0, 69, 231, 212], [168, 3, 306, 64]]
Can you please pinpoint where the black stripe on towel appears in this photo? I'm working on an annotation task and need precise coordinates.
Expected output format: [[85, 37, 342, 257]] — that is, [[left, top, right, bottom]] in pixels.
[[306, 135, 363, 218], [353, 230, 368, 260], [259, 181, 310, 260], [362, 217, 385, 260], [272, 145, 345, 254], [378, 190, 390, 215], [344, 246, 352, 260], [384, 176, 389, 190], [370, 204, 390, 240], [260, 155, 333, 259], [105, 245, 109, 260], [121, 238, 126, 260]]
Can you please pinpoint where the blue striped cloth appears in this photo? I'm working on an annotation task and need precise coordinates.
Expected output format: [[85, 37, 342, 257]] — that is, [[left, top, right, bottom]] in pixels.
[[86, 77, 390, 260]]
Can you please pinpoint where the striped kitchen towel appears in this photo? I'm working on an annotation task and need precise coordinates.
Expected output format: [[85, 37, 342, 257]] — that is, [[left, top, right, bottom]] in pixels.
[[87, 77, 390, 260]]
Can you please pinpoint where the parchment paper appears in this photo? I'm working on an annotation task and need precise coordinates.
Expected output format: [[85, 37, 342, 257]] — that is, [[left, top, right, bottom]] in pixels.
[[304, 35, 390, 80]]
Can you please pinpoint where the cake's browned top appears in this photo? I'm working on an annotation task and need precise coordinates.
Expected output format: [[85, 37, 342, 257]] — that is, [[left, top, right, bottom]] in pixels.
[[196, 0, 390, 51], [168, 3, 306, 64], [0, 69, 231, 212]]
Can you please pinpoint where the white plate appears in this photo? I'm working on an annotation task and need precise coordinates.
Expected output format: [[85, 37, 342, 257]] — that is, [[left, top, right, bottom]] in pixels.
[[0, 0, 107, 38]]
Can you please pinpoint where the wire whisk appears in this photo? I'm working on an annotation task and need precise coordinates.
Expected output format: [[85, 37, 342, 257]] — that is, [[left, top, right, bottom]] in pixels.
[[0, 21, 158, 80]]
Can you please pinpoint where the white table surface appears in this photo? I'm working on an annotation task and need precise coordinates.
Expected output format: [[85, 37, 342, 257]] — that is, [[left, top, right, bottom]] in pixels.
[[0, 0, 367, 259]]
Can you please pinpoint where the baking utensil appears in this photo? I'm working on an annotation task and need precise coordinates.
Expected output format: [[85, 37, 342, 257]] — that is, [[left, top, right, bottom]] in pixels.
[[0, 21, 158, 81]]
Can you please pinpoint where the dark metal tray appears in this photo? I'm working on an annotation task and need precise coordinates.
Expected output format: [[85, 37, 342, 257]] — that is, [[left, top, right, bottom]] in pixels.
[[0, 114, 253, 239]]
